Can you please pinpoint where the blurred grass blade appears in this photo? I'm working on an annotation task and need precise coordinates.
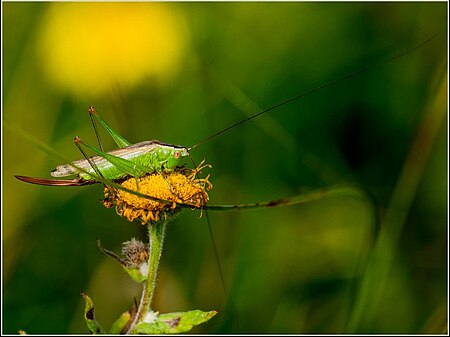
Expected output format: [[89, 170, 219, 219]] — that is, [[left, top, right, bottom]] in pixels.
[[346, 70, 447, 332]]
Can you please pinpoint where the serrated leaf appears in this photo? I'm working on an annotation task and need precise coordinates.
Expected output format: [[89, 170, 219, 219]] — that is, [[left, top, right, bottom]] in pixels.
[[134, 309, 217, 334], [81, 292, 105, 334]]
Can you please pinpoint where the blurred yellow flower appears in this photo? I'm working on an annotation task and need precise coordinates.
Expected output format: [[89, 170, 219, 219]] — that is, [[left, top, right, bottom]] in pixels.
[[36, 3, 188, 97]]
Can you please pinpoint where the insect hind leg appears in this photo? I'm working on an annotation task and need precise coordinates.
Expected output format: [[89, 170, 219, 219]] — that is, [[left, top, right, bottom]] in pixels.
[[73, 136, 105, 180], [88, 106, 105, 152], [88, 106, 132, 149]]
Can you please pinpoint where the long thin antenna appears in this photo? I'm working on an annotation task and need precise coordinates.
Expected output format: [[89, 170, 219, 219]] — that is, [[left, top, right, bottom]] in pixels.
[[189, 35, 436, 151], [205, 211, 239, 331], [188, 153, 239, 330]]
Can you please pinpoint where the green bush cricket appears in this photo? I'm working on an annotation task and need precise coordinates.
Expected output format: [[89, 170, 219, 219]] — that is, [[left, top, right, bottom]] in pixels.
[[10, 34, 441, 333], [15, 107, 190, 187], [14, 37, 435, 197]]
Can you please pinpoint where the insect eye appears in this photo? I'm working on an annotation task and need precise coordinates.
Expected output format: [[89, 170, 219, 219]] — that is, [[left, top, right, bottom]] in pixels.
[[174, 151, 181, 159]]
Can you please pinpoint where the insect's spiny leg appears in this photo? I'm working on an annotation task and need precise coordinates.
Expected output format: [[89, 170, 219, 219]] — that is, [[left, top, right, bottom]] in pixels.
[[88, 106, 105, 152], [75, 134, 124, 202], [73, 136, 104, 180], [88, 106, 132, 148], [133, 176, 140, 191], [74, 136, 121, 213]]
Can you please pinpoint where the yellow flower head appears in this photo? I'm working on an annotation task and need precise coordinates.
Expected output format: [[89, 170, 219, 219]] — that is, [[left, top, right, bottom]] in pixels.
[[36, 3, 188, 97], [103, 163, 212, 225]]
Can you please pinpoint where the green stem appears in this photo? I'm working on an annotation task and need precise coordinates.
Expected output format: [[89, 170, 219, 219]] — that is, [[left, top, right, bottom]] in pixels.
[[126, 219, 167, 334]]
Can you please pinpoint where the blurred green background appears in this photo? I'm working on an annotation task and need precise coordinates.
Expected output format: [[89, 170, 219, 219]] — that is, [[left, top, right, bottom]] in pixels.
[[3, 2, 447, 334]]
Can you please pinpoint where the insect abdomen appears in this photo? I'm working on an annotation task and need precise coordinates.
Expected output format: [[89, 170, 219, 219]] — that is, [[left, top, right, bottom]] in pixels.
[[51, 164, 76, 177], [51, 144, 176, 180], [51, 156, 120, 179]]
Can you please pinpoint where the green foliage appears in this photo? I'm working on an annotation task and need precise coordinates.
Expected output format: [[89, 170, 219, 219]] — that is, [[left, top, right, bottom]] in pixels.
[[86, 223, 216, 334], [81, 292, 105, 334], [134, 310, 218, 334]]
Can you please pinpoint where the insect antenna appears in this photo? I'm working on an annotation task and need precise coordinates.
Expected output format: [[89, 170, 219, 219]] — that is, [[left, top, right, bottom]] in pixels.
[[205, 211, 239, 331], [186, 153, 197, 173], [186, 152, 239, 331], [188, 35, 437, 151]]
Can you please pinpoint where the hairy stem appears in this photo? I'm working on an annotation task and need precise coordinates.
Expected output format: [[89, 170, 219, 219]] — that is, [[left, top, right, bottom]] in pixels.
[[126, 219, 167, 333]]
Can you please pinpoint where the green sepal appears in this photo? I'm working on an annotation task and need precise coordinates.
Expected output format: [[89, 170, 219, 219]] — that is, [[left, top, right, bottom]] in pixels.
[[109, 299, 138, 334], [80, 292, 105, 334], [134, 309, 218, 334], [126, 267, 147, 283], [96, 238, 147, 283]]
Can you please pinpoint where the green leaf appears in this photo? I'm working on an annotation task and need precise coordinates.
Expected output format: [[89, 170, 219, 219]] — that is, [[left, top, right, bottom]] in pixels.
[[80, 292, 105, 334], [134, 309, 217, 334]]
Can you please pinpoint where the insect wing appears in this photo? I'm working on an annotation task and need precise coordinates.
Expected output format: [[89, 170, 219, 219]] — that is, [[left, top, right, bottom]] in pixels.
[[79, 141, 161, 178]]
